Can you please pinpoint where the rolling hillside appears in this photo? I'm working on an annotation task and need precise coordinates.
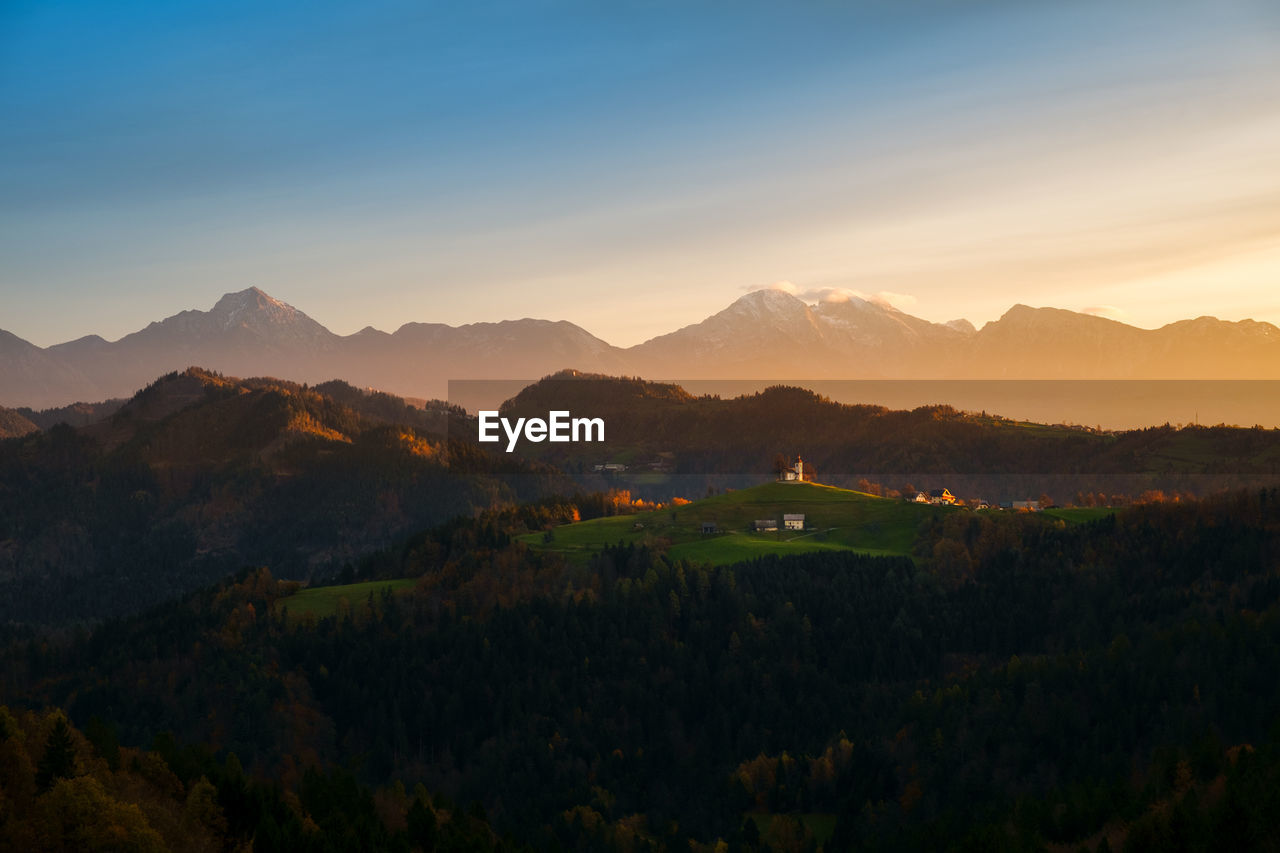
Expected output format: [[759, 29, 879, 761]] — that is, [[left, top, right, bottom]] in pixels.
[[521, 480, 955, 565], [0, 367, 569, 625]]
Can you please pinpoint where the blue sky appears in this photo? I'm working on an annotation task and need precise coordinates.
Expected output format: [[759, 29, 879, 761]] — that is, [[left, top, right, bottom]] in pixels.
[[3, 0, 1279, 346]]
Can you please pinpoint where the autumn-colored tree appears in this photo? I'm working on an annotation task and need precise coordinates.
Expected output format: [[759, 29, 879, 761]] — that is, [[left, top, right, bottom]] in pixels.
[[932, 538, 974, 588], [35, 776, 167, 853], [772, 453, 789, 479], [182, 777, 229, 853]]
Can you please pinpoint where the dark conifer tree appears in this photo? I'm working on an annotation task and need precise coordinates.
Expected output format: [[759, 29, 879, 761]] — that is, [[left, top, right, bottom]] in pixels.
[[36, 714, 78, 791]]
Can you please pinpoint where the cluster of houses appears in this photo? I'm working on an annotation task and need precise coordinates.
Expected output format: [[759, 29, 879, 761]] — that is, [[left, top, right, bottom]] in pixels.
[[593, 452, 675, 474], [698, 513, 807, 535], [689, 455, 1049, 537], [912, 489, 1042, 511], [751, 514, 806, 532], [697, 492, 1045, 537]]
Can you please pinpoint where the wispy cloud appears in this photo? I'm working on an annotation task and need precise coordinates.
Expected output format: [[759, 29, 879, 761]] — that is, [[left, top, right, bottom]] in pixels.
[[753, 282, 918, 312], [873, 291, 918, 312], [1081, 305, 1129, 322]]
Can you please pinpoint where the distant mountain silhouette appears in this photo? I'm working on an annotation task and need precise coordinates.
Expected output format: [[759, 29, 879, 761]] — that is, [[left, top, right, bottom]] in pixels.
[[970, 304, 1280, 378], [629, 289, 970, 377], [4, 286, 1280, 407]]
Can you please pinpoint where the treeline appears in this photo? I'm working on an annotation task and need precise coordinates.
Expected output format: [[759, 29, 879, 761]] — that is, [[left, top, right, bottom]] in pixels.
[[12, 398, 126, 431], [501, 377, 1280, 499]]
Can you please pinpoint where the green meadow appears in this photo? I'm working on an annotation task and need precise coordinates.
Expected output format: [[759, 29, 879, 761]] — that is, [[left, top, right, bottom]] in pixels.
[[275, 578, 416, 620], [521, 480, 954, 566], [282, 486, 1119, 606]]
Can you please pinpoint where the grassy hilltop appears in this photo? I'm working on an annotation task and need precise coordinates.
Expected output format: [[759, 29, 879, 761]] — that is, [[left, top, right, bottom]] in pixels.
[[521, 479, 954, 565], [274, 482, 940, 618]]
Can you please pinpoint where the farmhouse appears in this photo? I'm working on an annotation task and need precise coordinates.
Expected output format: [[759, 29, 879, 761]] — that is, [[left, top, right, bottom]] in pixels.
[[928, 488, 956, 505], [783, 513, 805, 531], [701, 522, 718, 534], [753, 519, 779, 532]]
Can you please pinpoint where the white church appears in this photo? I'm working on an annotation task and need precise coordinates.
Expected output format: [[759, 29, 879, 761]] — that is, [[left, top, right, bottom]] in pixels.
[[779, 456, 805, 482]]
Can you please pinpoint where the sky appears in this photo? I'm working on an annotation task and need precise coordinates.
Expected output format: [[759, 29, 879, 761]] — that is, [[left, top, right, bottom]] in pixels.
[[3, 0, 1279, 347]]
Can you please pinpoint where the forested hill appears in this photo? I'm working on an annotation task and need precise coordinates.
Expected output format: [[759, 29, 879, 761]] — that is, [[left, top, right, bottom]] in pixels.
[[0, 367, 570, 626], [0, 404, 39, 438], [8, 487, 1280, 850], [499, 372, 1280, 493]]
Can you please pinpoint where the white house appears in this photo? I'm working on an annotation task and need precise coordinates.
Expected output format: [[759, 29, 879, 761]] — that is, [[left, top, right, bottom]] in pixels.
[[783, 514, 805, 531]]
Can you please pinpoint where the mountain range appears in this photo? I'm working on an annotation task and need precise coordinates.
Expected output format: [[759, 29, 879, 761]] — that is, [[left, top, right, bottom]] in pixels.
[[5, 286, 1280, 407]]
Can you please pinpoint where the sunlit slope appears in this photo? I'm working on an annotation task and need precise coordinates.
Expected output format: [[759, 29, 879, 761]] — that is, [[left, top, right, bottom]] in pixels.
[[522, 480, 955, 565]]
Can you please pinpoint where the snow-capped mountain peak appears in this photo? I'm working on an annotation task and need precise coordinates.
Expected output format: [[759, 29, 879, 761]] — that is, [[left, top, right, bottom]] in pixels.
[[209, 288, 315, 334]]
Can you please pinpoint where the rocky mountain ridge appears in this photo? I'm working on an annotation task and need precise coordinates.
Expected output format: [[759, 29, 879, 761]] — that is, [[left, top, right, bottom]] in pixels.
[[5, 287, 1280, 407]]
